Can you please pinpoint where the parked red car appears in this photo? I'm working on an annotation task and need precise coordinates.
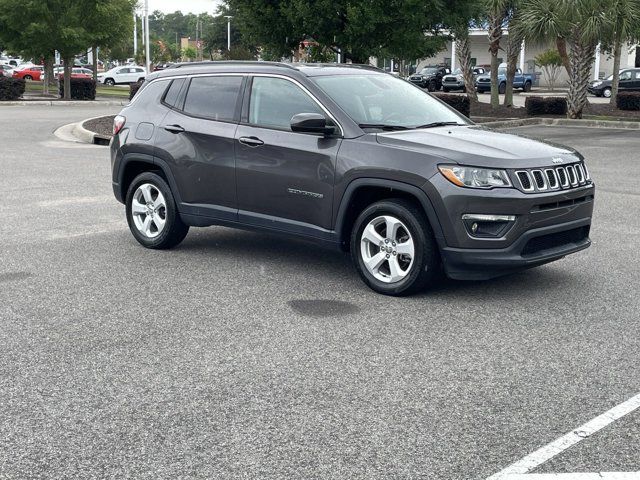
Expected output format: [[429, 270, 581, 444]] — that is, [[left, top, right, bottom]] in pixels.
[[13, 66, 44, 81], [56, 67, 93, 80]]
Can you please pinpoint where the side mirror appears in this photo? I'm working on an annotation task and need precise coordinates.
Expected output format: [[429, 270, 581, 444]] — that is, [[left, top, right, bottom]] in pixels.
[[290, 113, 336, 136]]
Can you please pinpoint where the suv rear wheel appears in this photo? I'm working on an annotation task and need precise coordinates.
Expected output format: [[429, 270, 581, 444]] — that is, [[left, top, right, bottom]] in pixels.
[[350, 199, 440, 296], [125, 172, 189, 249]]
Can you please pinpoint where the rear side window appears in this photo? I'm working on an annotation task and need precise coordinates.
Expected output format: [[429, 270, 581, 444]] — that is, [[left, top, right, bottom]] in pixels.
[[183, 76, 242, 122], [163, 78, 185, 108]]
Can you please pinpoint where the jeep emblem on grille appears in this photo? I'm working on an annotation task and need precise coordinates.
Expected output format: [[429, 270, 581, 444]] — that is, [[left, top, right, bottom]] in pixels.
[[552, 157, 564, 164]]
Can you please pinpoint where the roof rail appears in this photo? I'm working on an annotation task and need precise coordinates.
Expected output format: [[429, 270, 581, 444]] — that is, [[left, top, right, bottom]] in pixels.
[[299, 63, 383, 72], [168, 60, 298, 70]]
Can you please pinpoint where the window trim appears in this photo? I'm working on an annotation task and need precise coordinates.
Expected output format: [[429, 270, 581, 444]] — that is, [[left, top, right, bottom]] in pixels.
[[161, 77, 187, 110], [244, 73, 344, 136]]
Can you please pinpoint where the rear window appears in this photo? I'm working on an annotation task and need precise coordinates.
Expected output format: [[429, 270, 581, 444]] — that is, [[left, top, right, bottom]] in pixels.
[[163, 78, 185, 108], [182, 76, 242, 122]]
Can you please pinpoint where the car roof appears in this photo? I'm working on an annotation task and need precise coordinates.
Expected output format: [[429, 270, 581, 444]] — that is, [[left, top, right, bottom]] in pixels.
[[146, 61, 385, 82]]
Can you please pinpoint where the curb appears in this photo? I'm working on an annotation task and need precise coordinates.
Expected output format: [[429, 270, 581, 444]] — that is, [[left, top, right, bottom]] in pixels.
[[74, 115, 113, 145], [0, 99, 128, 107], [482, 117, 640, 130]]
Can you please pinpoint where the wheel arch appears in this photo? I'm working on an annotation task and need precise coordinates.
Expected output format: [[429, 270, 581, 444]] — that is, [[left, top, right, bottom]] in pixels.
[[118, 154, 181, 205], [334, 179, 445, 252]]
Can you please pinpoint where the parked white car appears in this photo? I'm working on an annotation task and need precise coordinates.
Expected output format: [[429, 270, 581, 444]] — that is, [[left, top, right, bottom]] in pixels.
[[97, 66, 146, 86]]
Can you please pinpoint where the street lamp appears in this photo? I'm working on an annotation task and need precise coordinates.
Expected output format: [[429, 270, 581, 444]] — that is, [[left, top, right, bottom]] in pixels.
[[224, 16, 233, 51], [144, 0, 150, 73]]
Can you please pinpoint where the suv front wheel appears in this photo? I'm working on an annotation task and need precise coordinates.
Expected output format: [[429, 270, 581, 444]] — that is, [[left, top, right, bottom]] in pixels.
[[350, 199, 440, 296], [125, 172, 189, 249]]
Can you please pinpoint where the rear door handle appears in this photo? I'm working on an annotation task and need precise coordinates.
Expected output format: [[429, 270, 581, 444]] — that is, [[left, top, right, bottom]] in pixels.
[[164, 124, 185, 134], [238, 136, 264, 147]]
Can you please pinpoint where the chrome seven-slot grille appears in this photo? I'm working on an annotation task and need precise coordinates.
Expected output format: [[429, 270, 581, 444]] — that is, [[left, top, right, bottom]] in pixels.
[[513, 162, 591, 193]]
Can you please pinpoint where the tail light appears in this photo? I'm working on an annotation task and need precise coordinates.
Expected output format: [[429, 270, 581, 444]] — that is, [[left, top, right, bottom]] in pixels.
[[113, 115, 126, 135]]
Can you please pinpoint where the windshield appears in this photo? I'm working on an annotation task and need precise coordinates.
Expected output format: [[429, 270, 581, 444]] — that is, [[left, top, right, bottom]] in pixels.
[[312, 74, 468, 129], [498, 68, 507, 76], [453, 68, 462, 75], [420, 67, 438, 74]]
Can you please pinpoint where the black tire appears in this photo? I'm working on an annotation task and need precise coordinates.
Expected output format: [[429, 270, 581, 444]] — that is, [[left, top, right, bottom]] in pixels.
[[523, 81, 532, 92], [603, 87, 612, 99], [498, 82, 506, 94], [428, 80, 437, 92], [125, 172, 189, 249], [105, 78, 115, 86], [350, 199, 440, 296], [24, 75, 32, 81]]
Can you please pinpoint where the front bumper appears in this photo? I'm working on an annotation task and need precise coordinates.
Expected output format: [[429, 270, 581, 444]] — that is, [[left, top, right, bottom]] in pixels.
[[423, 174, 595, 280], [443, 81, 464, 89], [588, 86, 604, 96]]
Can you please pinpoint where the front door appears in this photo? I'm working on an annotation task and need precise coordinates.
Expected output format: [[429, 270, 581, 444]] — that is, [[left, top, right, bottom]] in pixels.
[[235, 76, 341, 231]]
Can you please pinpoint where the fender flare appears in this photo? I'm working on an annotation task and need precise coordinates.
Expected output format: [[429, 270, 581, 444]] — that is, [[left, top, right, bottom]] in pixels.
[[117, 153, 183, 205], [334, 178, 446, 249]]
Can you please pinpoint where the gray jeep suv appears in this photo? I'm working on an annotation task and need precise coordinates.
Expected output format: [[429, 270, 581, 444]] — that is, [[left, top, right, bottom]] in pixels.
[[110, 62, 594, 296]]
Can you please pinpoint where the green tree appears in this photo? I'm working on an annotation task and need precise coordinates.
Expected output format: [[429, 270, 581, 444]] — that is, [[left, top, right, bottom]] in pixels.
[[485, 0, 510, 109], [182, 46, 197, 61], [605, 0, 640, 103], [534, 49, 563, 91], [520, 0, 611, 118]]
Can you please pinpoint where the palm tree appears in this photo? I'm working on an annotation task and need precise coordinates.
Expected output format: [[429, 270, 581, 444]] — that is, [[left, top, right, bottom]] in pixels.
[[485, 0, 510, 109], [454, 26, 478, 103], [503, 6, 524, 107], [607, 0, 640, 103], [520, 0, 611, 118]]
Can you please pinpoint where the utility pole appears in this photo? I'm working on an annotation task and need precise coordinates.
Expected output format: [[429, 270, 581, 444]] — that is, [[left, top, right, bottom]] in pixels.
[[133, 13, 137, 56], [224, 16, 233, 51], [144, 0, 150, 72]]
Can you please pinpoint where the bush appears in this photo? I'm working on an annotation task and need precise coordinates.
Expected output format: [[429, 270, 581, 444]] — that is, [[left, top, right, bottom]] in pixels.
[[59, 78, 96, 100], [130, 80, 143, 100], [433, 93, 471, 117], [525, 96, 568, 116], [616, 92, 640, 111], [0, 76, 26, 101]]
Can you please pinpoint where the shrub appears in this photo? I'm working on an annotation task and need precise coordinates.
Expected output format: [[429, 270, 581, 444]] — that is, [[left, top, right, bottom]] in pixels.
[[130, 80, 143, 100], [59, 78, 96, 100], [616, 92, 640, 111], [525, 96, 567, 116], [433, 93, 471, 117], [0, 76, 26, 101]]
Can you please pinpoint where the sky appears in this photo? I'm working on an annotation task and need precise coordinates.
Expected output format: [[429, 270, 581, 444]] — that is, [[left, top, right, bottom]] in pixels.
[[146, 0, 223, 14]]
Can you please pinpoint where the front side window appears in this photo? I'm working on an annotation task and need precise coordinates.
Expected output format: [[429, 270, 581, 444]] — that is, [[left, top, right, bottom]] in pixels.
[[249, 77, 324, 130], [183, 76, 242, 121], [312, 74, 468, 129]]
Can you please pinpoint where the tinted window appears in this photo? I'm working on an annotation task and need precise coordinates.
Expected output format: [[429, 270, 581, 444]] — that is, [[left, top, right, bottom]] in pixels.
[[183, 76, 242, 121], [163, 78, 185, 107], [635, 71, 640, 79], [131, 79, 170, 107], [620, 71, 632, 81], [249, 77, 323, 130]]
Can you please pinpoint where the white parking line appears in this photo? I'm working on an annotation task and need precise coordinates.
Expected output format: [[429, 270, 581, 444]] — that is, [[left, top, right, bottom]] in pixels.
[[487, 392, 640, 479], [501, 474, 640, 479]]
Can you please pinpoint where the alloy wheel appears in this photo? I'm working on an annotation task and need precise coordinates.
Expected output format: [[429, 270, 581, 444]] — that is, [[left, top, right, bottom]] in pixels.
[[360, 215, 415, 283], [131, 183, 167, 238]]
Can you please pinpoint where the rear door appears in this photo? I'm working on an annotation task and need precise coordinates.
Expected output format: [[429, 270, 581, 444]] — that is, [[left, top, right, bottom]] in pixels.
[[618, 70, 634, 91], [234, 75, 341, 231], [155, 74, 244, 221], [632, 70, 640, 91]]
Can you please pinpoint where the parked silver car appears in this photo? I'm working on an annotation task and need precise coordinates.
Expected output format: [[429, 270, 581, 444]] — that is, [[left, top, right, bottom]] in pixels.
[[442, 67, 487, 92]]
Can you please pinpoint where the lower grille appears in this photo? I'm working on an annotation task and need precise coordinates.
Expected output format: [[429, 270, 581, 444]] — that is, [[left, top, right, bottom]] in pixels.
[[521, 226, 590, 256]]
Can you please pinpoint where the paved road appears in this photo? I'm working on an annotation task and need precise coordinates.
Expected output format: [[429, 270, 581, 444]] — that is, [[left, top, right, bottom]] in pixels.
[[471, 91, 610, 107], [1, 107, 638, 479]]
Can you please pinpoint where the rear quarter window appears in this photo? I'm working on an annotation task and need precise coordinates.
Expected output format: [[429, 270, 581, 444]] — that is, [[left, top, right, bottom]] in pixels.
[[162, 78, 186, 108], [130, 79, 171, 107]]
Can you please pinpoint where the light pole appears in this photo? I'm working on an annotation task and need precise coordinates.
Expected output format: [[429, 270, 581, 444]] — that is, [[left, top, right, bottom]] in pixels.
[[133, 13, 137, 57], [224, 16, 233, 51], [144, 0, 150, 73]]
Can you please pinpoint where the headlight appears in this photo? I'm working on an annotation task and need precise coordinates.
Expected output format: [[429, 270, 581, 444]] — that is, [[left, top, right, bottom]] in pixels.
[[592, 81, 602, 87], [438, 165, 512, 189]]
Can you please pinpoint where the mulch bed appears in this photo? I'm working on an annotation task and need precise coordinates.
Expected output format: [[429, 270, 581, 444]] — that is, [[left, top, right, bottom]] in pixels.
[[83, 115, 115, 137]]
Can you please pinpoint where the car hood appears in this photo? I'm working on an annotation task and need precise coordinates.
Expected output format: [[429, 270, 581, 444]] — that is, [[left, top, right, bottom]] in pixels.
[[375, 126, 580, 168]]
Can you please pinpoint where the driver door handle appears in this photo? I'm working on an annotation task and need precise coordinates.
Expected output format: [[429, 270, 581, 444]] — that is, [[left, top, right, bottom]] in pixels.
[[164, 124, 185, 134], [238, 136, 264, 147]]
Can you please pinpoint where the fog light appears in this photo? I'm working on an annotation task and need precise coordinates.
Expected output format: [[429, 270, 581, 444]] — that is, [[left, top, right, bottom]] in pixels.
[[462, 214, 516, 238]]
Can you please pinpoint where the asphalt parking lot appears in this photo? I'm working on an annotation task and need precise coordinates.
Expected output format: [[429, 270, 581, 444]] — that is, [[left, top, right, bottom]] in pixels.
[[1, 106, 639, 479]]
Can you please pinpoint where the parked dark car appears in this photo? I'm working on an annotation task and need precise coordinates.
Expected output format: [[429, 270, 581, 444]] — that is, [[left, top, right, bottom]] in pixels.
[[408, 65, 449, 91], [153, 63, 175, 72], [110, 61, 594, 296], [588, 68, 640, 98]]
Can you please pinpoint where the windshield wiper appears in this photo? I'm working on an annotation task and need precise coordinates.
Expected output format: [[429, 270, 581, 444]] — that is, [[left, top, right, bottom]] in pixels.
[[412, 121, 465, 129], [358, 123, 411, 131]]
